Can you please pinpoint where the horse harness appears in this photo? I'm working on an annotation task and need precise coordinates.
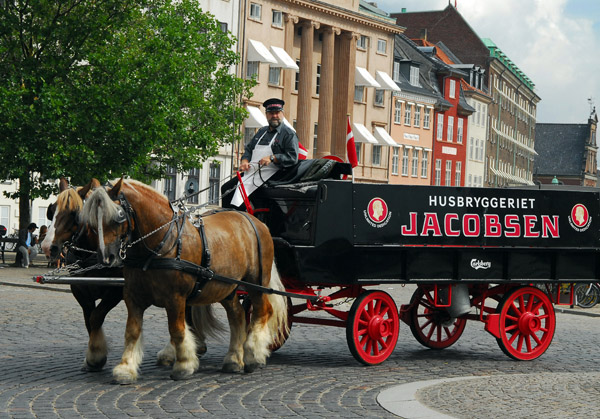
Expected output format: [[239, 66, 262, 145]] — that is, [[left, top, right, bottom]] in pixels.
[[113, 194, 313, 302]]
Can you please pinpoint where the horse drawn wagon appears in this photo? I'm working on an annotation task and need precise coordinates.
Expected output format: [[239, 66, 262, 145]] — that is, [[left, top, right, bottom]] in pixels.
[[248, 174, 600, 365], [36, 169, 600, 376]]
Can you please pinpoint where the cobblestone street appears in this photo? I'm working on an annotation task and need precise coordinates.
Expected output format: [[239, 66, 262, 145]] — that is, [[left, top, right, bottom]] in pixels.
[[1, 263, 600, 418]]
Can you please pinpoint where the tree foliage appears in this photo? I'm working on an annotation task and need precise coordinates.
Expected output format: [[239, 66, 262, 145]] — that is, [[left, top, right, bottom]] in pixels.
[[0, 0, 253, 226]]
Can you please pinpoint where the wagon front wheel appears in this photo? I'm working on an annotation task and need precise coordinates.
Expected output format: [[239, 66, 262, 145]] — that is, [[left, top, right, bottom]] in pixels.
[[408, 286, 467, 349], [496, 286, 556, 360], [346, 290, 399, 365]]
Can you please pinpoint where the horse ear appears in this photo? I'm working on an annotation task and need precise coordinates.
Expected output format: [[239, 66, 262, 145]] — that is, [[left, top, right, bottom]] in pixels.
[[108, 177, 124, 199], [59, 177, 69, 192]]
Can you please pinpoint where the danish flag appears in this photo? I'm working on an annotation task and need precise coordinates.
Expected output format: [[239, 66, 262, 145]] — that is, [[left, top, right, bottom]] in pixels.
[[298, 142, 308, 160], [346, 116, 358, 168]]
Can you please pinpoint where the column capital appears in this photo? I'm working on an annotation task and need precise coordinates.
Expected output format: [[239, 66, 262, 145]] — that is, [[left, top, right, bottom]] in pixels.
[[341, 31, 360, 41], [284, 14, 299, 24], [299, 19, 320, 30], [322, 25, 341, 36]]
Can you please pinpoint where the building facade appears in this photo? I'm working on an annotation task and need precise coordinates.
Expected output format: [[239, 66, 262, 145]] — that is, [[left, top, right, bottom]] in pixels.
[[393, 5, 539, 187], [239, 0, 403, 183], [534, 110, 598, 186]]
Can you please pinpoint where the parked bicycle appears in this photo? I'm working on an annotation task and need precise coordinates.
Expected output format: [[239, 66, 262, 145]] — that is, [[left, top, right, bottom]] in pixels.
[[574, 283, 600, 309]]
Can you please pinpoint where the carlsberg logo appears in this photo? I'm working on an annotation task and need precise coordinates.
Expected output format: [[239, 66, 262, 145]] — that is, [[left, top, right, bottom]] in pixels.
[[470, 259, 491, 270]]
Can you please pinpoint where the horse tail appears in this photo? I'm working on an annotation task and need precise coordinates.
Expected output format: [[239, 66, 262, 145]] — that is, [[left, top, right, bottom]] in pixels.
[[266, 260, 289, 348], [189, 304, 226, 341]]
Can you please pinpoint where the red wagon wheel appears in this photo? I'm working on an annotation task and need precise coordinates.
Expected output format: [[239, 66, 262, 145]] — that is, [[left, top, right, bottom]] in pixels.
[[408, 286, 467, 349], [346, 290, 399, 365], [495, 286, 556, 361]]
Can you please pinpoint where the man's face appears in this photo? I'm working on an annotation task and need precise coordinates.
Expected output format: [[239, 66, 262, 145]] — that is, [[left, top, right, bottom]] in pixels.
[[266, 110, 282, 129]]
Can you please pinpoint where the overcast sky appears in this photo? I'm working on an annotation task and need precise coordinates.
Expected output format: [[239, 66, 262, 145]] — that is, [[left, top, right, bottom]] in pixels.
[[375, 0, 600, 124]]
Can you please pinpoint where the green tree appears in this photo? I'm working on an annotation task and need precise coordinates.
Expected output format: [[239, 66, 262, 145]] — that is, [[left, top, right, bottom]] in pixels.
[[0, 0, 253, 228]]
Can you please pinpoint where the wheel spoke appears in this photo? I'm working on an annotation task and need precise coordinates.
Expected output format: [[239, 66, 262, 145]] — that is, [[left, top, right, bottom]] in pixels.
[[426, 324, 437, 341], [531, 333, 543, 346], [525, 335, 532, 352], [508, 330, 519, 345], [516, 334, 524, 352], [419, 318, 434, 330], [505, 323, 518, 332]]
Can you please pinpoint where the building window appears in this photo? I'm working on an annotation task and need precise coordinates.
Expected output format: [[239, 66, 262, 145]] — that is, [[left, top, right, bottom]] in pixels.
[[402, 148, 409, 176], [404, 104, 412, 126], [294, 59, 300, 91], [268, 66, 281, 85], [468, 173, 472, 187], [410, 66, 419, 86], [374, 89, 384, 106], [393, 61, 401, 82], [0, 205, 9, 229], [445, 160, 452, 186], [247, 61, 259, 79], [354, 86, 364, 102], [164, 166, 177, 202], [457, 118, 463, 144], [476, 102, 481, 126], [435, 159, 441, 185], [377, 39, 387, 54], [219, 22, 228, 33], [421, 150, 428, 178], [395, 101, 402, 123], [392, 148, 399, 175], [249, 3, 261, 20], [437, 114, 444, 140], [357, 35, 368, 49], [424, 108, 431, 129], [356, 143, 362, 163], [447, 116, 454, 142], [414, 106, 421, 127], [469, 137, 474, 159], [272, 10, 283, 27], [372, 145, 382, 166], [455, 161, 462, 186], [449, 79, 456, 99], [37, 207, 47, 227], [244, 128, 256, 146], [186, 168, 200, 204], [411, 149, 419, 177], [313, 124, 318, 156], [209, 163, 221, 205], [316, 64, 321, 95]]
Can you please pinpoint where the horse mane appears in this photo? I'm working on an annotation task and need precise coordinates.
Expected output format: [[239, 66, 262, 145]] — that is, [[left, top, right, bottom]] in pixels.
[[81, 179, 169, 228], [81, 187, 122, 229], [56, 188, 83, 212]]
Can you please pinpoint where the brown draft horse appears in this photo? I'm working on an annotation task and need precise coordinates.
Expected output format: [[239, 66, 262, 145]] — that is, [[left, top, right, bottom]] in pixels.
[[81, 178, 288, 383], [41, 178, 217, 372]]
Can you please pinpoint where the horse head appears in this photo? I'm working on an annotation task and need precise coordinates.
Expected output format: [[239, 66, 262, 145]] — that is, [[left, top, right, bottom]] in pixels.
[[42, 177, 101, 261], [81, 177, 136, 267]]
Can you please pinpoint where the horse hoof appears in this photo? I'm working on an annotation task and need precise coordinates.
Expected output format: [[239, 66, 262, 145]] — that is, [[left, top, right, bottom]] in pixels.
[[156, 357, 174, 367], [82, 357, 107, 372], [221, 362, 243, 373], [170, 369, 194, 381], [244, 362, 266, 373]]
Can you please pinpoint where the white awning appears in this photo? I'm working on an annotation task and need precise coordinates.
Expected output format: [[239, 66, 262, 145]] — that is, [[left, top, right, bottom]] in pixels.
[[269, 46, 298, 70], [373, 126, 398, 146], [355, 67, 381, 88], [352, 123, 378, 144], [247, 39, 277, 64], [375, 71, 400, 91], [245, 105, 267, 128]]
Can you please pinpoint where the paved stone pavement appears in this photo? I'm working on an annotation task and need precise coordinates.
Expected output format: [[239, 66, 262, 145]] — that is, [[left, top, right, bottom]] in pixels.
[[1, 257, 600, 418]]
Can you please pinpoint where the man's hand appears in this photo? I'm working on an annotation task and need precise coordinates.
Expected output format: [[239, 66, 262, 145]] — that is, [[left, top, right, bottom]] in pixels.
[[240, 160, 251, 171], [259, 155, 273, 166]]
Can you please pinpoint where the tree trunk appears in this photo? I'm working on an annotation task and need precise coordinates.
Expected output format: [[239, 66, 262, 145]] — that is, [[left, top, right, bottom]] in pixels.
[[18, 174, 32, 230]]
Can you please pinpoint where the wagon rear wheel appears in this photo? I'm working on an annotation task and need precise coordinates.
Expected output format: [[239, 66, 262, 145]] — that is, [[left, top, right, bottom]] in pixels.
[[346, 290, 399, 365], [408, 286, 467, 349], [495, 286, 556, 360]]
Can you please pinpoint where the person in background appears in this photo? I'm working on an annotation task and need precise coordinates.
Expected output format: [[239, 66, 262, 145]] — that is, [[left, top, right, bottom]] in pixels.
[[16, 223, 38, 268]]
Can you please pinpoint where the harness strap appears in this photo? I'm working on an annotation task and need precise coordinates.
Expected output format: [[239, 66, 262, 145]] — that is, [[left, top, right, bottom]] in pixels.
[[143, 257, 317, 301]]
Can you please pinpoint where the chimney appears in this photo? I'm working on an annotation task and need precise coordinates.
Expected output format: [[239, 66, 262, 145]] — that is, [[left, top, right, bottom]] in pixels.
[[401, 7, 406, 13], [419, 28, 428, 41]]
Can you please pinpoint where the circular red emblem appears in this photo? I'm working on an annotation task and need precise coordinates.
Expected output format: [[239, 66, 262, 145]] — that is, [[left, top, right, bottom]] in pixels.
[[367, 198, 388, 223], [571, 204, 589, 227]]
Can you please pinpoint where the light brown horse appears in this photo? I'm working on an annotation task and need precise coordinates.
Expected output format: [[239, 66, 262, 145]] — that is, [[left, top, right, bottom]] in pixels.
[[81, 178, 288, 383], [41, 178, 217, 372]]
